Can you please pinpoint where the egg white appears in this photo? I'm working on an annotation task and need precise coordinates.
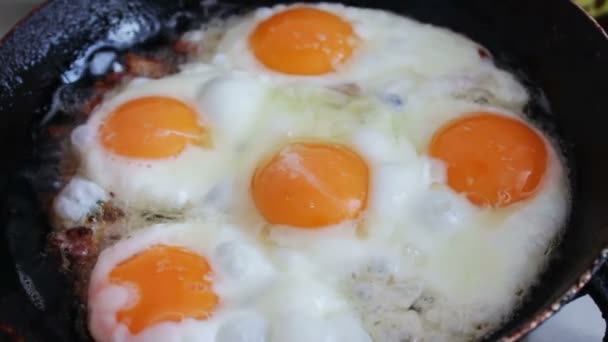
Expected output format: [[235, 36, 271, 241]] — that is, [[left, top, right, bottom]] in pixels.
[[80, 72, 567, 342], [54, 176, 109, 224], [203, 79, 569, 340], [80, 3, 570, 342], [203, 83, 400, 236]]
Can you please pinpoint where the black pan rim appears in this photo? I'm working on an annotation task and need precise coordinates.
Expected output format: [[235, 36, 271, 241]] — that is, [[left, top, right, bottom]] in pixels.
[[497, 4, 608, 341]]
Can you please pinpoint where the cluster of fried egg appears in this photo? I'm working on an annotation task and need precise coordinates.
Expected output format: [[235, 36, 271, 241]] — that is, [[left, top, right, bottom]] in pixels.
[[53, 3, 568, 341]]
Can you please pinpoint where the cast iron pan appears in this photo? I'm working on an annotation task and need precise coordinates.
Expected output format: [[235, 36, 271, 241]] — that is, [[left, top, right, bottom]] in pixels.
[[2, 0, 608, 341]]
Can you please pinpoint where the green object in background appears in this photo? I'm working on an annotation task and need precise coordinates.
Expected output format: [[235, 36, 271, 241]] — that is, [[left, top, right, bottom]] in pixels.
[[577, 0, 608, 18]]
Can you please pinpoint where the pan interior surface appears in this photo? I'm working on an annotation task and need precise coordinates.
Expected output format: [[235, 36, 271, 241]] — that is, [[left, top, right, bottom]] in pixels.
[[0, 0, 608, 341]]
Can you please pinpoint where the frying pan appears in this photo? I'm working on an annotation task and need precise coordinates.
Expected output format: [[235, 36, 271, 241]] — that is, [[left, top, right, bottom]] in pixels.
[[1, 0, 608, 341]]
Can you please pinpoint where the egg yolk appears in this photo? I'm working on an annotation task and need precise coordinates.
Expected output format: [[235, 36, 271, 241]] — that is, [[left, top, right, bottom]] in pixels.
[[249, 7, 357, 75], [109, 245, 219, 334], [99, 96, 210, 159], [429, 113, 548, 207], [251, 142, 369, 228]]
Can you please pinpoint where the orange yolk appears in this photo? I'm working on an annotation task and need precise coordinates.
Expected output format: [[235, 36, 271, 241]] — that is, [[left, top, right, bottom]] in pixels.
[[429, 113, 548, 207], [99, 96, 210, 159], [249, 7, 357, 75], [251, 142, 369, 228], [109, 245, 219, 334]]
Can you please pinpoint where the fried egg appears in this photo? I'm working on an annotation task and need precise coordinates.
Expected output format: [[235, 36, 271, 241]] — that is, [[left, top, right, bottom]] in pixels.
[[88, 221, 371, 342], [70, 67, 268, 210], [209, 3, 519, 93]]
